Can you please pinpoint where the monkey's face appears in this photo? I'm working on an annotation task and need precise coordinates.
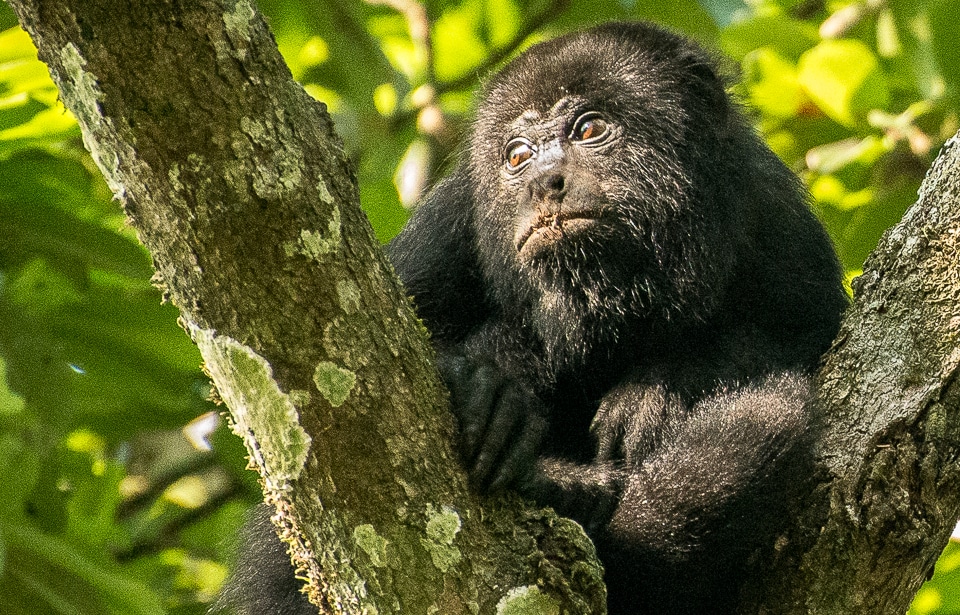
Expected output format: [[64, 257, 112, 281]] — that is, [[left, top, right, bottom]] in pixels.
[[467, 22, 741, 339], [500, 96, 622, 264]]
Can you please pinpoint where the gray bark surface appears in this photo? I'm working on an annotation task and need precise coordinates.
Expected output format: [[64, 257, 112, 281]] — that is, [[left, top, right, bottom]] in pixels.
[[751, 135, 960, 613]]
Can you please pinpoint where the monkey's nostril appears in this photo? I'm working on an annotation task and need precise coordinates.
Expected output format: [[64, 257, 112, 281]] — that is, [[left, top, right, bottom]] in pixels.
[[530, 173, 566, 202]]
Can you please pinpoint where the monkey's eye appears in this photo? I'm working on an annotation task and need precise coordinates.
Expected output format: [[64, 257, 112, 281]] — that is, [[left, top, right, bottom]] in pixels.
[[504, 139, 535, 171], [571, 113, 609, 143]]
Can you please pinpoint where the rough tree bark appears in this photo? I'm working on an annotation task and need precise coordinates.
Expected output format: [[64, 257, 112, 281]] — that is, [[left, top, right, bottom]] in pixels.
[[752, 134, 960, 613], [7, 1, 603, 614], [8, 0, 960, 613]]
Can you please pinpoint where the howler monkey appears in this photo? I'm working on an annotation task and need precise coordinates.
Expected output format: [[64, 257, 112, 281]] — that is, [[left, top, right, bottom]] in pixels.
[[218, 21, 847, 615]]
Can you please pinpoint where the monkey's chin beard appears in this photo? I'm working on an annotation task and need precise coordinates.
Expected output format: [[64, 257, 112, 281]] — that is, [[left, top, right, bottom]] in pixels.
[[517, 243, 642, 370], [530, 279, 633, 370]]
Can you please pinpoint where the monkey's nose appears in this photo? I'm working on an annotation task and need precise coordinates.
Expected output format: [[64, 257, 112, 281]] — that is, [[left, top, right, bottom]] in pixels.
[[527, 172, 567, 204]]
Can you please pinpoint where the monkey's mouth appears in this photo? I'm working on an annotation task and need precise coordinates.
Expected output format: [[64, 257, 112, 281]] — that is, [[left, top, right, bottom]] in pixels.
[[515, 210, 602, 255]]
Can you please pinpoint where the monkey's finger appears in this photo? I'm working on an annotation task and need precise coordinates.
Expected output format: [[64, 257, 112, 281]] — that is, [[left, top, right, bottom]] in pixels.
[[471, 384, 527, 488], [488, 411, 547, 492], [458, 361, 501, 461]]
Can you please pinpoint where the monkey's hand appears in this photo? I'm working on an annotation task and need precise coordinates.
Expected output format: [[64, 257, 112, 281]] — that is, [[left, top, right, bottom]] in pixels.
[[436, 352, 548, 493]]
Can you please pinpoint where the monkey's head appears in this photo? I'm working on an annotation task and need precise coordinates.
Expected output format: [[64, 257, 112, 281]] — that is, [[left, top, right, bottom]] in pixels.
[[466, 22, 755, 358]]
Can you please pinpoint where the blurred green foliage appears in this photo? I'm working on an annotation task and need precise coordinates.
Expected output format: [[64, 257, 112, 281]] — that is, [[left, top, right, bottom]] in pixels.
[[0, 0, 957, 612]]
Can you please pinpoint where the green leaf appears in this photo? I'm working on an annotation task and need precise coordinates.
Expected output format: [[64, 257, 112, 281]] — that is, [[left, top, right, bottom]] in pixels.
[[798, 39, 890, 127], [361, 176, 411, 243], [631, 0, 721, 40], [368, 11, 429, 82], [0, 356, 25, 416], [2, 521, 165, 615], [0, 27, 80, 153], [5, 258, 82, 314], [0, 153, 150, 282], [886, 0, 947, 101], [434, 4, 489, 82], [0, 104, 78, 146], [928, 0, 960, 103], [0, 433, 41, 516], [0, 26, 38, 64], [911, 542, 960, 614], [742, 47, 802, 118], [484, 0, 523, 47], [720, 15, 818, 61]]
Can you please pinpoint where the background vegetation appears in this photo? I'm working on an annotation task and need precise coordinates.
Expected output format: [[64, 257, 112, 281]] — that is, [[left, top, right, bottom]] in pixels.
[[0, 0, 957, 612]]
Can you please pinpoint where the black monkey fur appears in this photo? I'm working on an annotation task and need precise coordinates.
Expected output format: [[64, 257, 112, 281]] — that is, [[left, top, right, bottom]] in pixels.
[[216, 22, 847, 614]]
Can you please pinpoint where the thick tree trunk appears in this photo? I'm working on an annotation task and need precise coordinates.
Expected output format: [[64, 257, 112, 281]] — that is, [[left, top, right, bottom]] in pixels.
[[7, 1, 604, 613]]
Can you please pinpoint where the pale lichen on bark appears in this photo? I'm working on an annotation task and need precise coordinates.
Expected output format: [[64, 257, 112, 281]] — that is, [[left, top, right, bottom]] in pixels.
[[313, 360, 357, 408], [495, 586, 561, 615], [283, 212, 344, 261], [190, 325, 311, 491], [421, 504, 462, 573], [353, 524, 389, 568]]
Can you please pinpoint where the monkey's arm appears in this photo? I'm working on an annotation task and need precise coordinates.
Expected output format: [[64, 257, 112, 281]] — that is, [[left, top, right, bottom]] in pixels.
[[527, 373, 815, 612]]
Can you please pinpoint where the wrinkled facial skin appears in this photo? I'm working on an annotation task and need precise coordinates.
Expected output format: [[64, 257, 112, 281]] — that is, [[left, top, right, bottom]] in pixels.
[[501, 96, 622, 262]]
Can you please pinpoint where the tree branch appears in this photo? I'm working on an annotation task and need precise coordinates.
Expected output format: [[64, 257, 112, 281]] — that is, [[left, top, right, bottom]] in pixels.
[[752, 135, 960, 613]]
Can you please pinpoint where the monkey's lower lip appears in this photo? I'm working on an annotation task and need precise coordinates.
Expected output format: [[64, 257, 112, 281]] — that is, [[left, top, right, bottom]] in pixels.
[[516, 213, 601, 254]]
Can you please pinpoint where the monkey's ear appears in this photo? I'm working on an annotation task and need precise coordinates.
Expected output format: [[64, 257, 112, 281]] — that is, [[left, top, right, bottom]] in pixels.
[[680, 52, 731, 125]]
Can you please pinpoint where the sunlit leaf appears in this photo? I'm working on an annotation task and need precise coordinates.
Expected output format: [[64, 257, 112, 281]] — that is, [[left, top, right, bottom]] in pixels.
[[0, 27, 80, 153], [484, 0, 522, 46], [0, 103, 78, 146], [369, 13, 429, 82], [361, 176, 410, 243], [810, 174, 873, 211], [742, 47, 802, 117], [630, 0, 721, 39], [298, 35, 330, 68], [911, 543, 960, 614], [373, 82, 398, 116], [798, 39, 890, 127], [434, 7, 488, 82], [0, 27, 37, 64], [302, 82, 343, 113]]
